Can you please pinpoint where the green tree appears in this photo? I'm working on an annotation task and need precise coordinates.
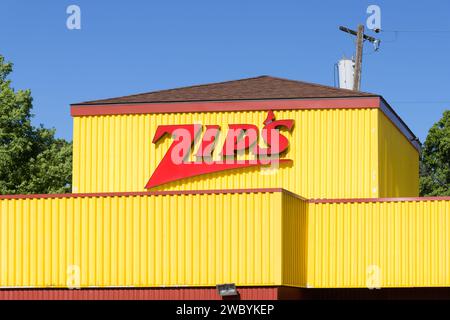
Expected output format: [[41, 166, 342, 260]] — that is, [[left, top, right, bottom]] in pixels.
[[420, 110, 450, 196], [0, 54, 72, 194]]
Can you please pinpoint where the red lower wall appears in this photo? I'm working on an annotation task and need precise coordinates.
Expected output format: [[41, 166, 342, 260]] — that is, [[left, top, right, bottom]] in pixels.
[[1, 287, 449, 300], [0, 287, 278, 300]]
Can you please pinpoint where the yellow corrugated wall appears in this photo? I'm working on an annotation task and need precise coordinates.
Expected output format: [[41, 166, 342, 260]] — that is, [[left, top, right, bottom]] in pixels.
[[1, 190, 449, 289], [378, 110, 419, 197], [306, 200, 450, 288], [72, 109, 379, 199], [0, 192, 282, 288], [281, 192, 308, 287]]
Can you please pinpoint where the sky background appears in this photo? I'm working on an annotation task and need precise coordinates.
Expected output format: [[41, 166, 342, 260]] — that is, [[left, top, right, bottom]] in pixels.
[[1, 0, 449, 142]]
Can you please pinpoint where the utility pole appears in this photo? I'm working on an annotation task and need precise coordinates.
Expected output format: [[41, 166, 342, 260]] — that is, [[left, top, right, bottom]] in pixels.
[[339, 25, 380, 91], [353, 24, 364, 91]]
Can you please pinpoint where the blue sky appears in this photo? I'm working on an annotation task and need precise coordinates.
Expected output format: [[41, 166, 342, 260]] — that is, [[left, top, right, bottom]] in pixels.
[[1, 0, 449, 142]]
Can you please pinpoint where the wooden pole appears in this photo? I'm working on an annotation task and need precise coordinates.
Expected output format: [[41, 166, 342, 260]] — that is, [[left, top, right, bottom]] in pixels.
[[353, 24, 364, 91]]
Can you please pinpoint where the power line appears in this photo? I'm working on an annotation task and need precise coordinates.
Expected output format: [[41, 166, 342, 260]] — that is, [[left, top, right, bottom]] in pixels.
[[381, 29, 450, 33], [391, 101, 450, 104], [378, 29, 450, 43]]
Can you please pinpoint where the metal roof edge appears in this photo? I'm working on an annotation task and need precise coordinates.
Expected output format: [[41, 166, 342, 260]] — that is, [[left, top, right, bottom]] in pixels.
[[71, 95, 380, 107], [70, 97, 381, 116], [379, 96, 421, 151], [309, 196, 450, 204], [0, 188, 286, 200]]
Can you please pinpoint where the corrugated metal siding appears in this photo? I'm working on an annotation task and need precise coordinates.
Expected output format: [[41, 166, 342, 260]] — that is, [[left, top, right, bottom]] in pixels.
[[3, 188, 448, 290], [306, 200, 450, 288], [282, 193, 308, 287], [72, 108, 379, 199], [378, 111, 419, 197], [0, 287, 278, 300], [0, 192, 282, 288]]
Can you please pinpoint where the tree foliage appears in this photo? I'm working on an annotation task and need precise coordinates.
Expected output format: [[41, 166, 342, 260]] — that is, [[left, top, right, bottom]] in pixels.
[[420, 110, 450, 196], [0, 54, 72, 194]]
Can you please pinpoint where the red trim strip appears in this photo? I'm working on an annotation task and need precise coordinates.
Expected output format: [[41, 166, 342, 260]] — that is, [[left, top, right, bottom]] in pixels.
[[0, 188, 284, 200], [70, 97, 380, 116], [2, 188, 448, 203], [309, 196, 450, 204]]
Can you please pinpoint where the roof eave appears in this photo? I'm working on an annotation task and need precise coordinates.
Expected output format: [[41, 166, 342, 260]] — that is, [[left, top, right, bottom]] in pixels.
[[71, 95, 379, 107]]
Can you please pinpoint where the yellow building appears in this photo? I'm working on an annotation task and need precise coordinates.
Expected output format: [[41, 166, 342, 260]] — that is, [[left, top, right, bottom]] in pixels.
[[0, 76, 448, 300]]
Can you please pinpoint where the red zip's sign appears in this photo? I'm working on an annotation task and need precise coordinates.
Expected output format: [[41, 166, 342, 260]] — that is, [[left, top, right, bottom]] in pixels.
[[145, 111, 294, 188]]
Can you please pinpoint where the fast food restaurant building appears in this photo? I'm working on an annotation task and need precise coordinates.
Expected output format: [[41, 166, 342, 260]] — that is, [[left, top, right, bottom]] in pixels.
[[0, 76, 449, 299]]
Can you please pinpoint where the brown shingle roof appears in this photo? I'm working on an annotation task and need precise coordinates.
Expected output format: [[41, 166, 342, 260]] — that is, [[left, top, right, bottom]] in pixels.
[[75, 75, 377, 105]]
